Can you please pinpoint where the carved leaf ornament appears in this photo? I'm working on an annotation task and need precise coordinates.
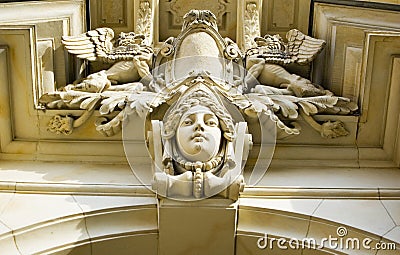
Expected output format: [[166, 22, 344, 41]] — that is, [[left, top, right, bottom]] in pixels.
[[40, 10, 358, 140]]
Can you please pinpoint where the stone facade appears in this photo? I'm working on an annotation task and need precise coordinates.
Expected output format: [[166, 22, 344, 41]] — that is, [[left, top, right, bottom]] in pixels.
[[0, 0, 399, 254]]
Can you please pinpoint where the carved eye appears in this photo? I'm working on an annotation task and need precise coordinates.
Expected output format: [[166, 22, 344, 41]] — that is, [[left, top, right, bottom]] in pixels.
[[206, 119, 218, 127], [182, 119, 193, 126], [207, 120, 218, 127], [204, 114, 218, 127]]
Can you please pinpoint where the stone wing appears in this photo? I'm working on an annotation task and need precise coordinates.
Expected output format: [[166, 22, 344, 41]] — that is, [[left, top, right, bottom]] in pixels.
[[62, 28, 150, 62], [62, 28, 115, 61], [286, 29, 326, 65]]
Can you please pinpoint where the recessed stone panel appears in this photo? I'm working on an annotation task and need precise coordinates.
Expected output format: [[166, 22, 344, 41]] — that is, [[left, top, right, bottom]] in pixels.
[[0, 26, 38, 140], [0, 0, 86, 101], [312, 3, 400, 94], [261, 0, 311, 37], [158, 0, 238, 41]]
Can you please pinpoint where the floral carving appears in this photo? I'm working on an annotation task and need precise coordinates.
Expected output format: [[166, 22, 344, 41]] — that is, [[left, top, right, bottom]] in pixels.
[[47, 115, 74, 135], [244, 2, 260, 50], [136, 0, 152, 44], [39, 10, 358, 140]]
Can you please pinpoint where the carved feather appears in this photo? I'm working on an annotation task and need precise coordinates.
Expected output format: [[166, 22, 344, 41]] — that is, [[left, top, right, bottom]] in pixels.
[[286, 29, 325, 65], [62, 28, 113, 61], [62, 28, 152, 62], [249, 35, 291, 65], [248, 30, 326, 66]]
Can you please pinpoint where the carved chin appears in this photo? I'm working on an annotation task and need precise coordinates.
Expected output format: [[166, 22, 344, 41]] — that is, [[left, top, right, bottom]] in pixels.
[[194, 142, 203, 151], [179, 142, 216, 162], [192, 142, 211, 158]]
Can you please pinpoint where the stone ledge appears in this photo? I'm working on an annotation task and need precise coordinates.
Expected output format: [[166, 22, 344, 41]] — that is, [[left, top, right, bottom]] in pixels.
[[0, 160, 399, 198], [241, 187, 400, 199]]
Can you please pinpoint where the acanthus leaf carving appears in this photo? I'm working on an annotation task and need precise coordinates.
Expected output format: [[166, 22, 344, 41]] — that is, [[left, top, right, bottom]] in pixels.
[[40, 9, 358, 142]]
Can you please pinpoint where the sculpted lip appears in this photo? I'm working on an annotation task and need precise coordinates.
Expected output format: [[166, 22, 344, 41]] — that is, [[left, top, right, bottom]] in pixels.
[[191, 132, 206, 140]]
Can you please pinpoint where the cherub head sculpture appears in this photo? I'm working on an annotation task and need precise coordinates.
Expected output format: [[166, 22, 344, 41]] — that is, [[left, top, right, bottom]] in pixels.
[[161, 86, 236, 175]]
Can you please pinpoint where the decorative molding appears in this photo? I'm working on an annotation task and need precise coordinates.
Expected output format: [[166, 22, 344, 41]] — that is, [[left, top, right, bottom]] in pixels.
[[1, 180, 399, 199], [312, 3, 400, 94], [241, 187, 400, 199], [312, 0, 400, 11], [136, 0, 152, 43], [0, 26, 38, 141], [0, 2, 108, 160], [312, 3, 400, 167], [342, 46, 362, 103], [0, 46, 12, 153], [0, 195, 158, 255], [386, 57, 400, 166], [243, 2, 261, 51], [237, 204, 399, 254], [0, 0, 86, 102], [358, 34, 400, 164]]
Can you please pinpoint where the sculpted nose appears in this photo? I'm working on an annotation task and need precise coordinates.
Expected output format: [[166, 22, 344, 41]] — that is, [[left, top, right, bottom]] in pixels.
[[194, 122, 205, 131]]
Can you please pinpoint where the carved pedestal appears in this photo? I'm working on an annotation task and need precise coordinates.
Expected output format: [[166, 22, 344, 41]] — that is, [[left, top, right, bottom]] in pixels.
[[158, 198, 237, 255]]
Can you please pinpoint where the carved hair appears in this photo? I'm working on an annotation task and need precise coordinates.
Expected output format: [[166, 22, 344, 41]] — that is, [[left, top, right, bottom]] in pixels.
[[162, 90, 235, 141]]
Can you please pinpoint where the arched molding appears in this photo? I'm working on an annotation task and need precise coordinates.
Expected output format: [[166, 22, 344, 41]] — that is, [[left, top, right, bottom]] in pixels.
[[236, 199, 400, 254], [0, 193, 158, 255]]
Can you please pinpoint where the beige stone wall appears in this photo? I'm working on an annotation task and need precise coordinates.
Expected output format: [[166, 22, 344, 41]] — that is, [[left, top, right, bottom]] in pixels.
[[0, 1, 399, 255], [363, 0, 400, 4]]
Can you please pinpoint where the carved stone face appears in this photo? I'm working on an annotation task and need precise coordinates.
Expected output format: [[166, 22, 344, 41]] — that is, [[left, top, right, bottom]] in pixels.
[[176, 105, 222, 162]]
